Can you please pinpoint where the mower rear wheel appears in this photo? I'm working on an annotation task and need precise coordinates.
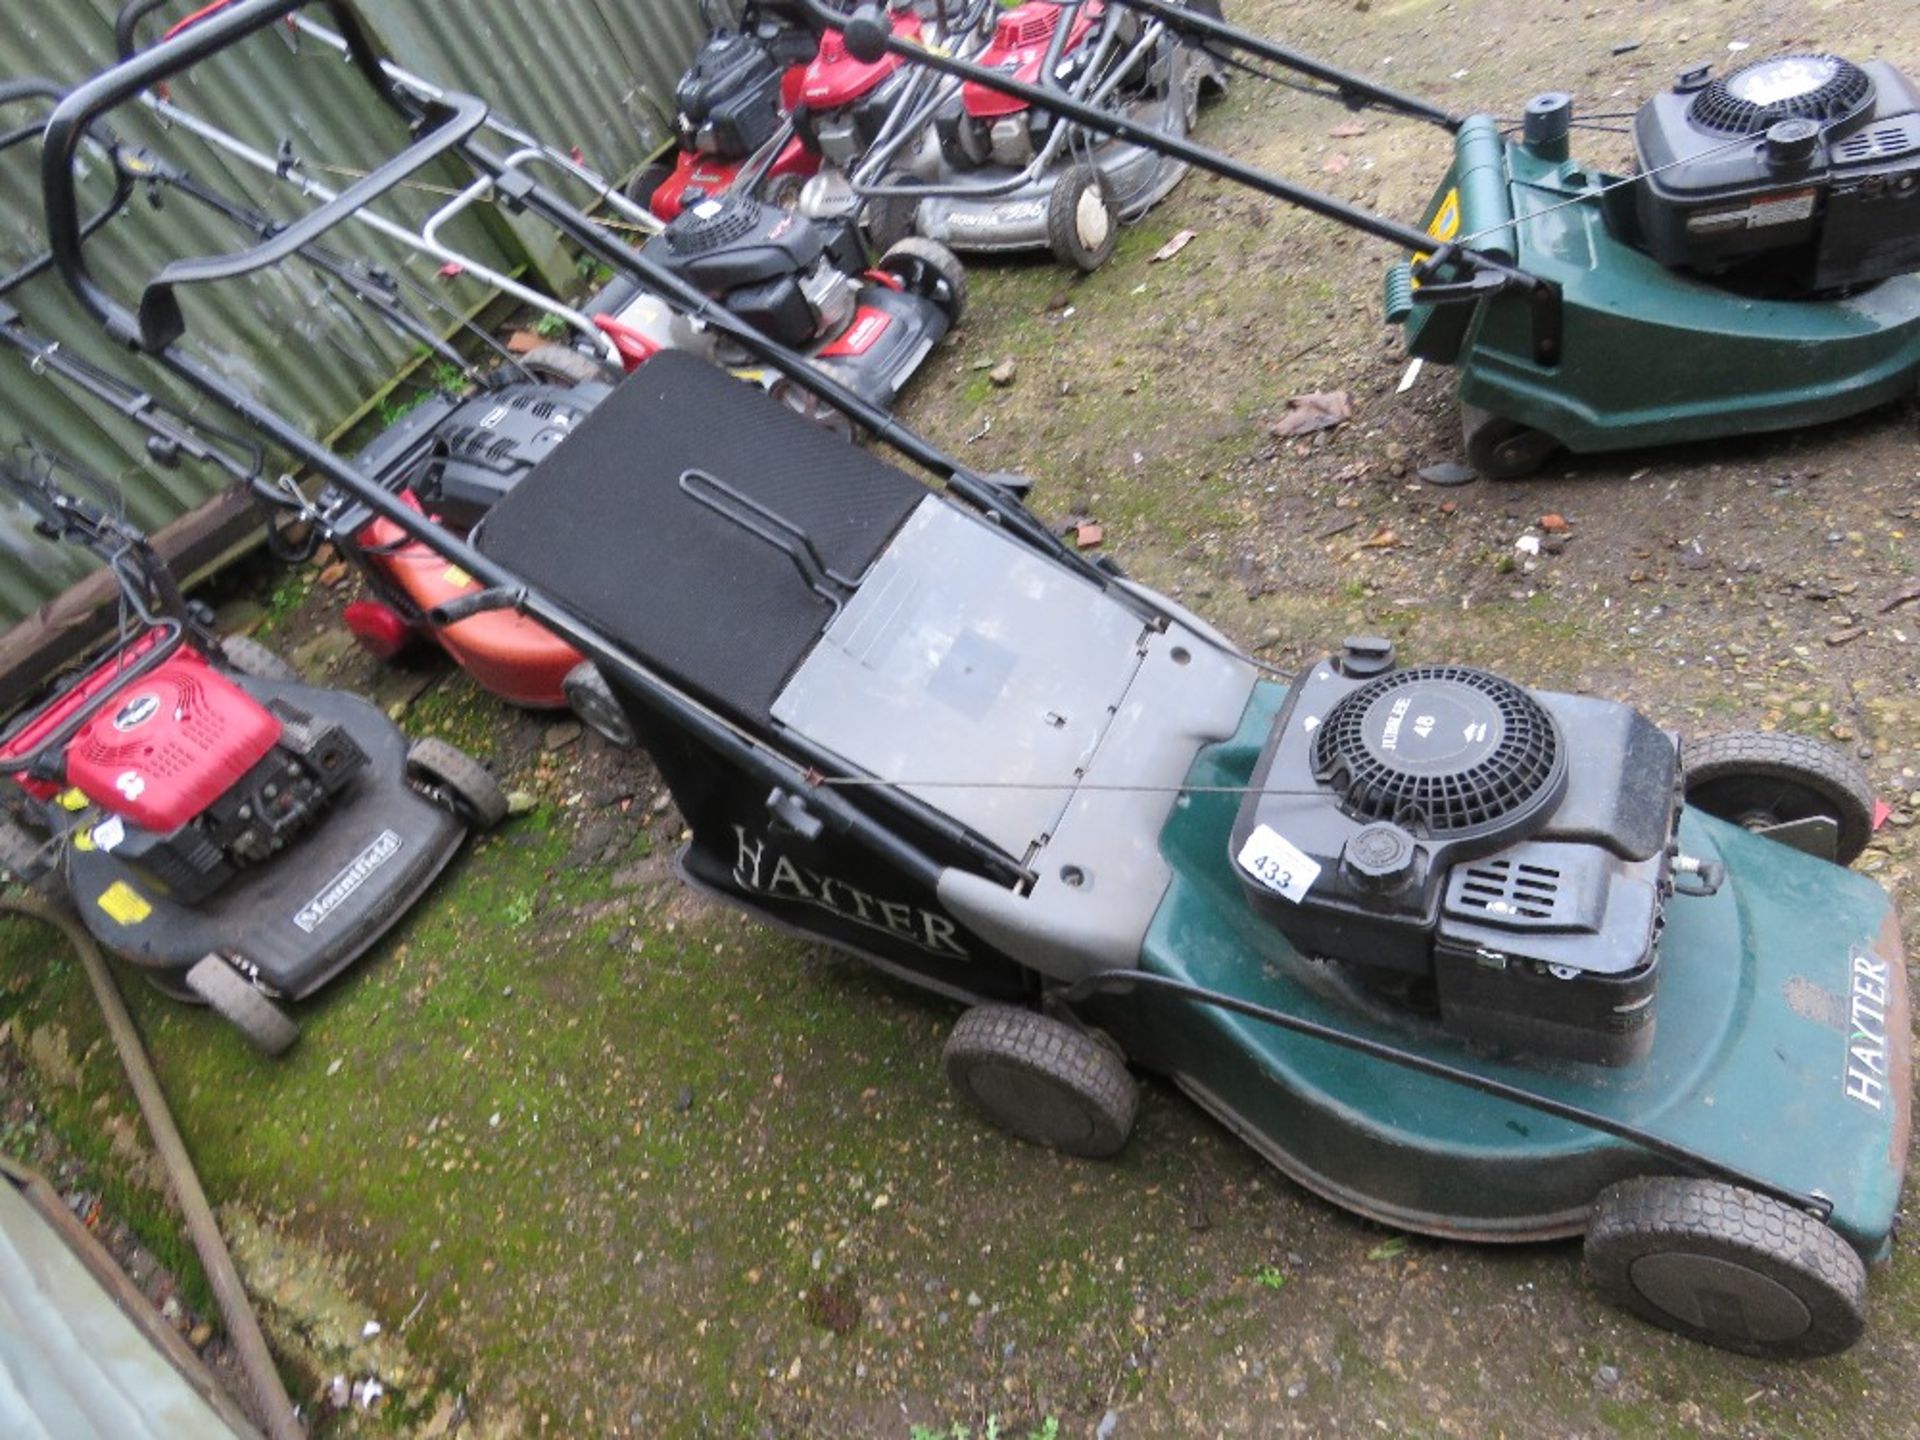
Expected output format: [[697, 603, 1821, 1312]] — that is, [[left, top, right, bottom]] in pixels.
[[562, 661, 637, 749], [185, 955, 298, 1057], [218, 635, 298, 683], [1047, 165, 1117, 272], [1684, 730, 1875, 866], [878, 236, 968, 326], [0, 817, 52, 886], [1461, 404, 1559, 481], [1584, 1178, 1867, 1358], [944, 1005, 1137, 1158], [517, 343, 622, 388], [625, 159, 674, 214], [406, 738, 509, 830]]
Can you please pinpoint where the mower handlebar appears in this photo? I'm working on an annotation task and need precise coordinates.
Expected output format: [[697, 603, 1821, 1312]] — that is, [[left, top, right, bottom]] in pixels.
[[41, 0, 442, 351], [0, 80, 135, 302]]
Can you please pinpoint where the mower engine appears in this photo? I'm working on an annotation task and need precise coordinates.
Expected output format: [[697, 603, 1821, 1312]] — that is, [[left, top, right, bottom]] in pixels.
[[1632, 53, 1920, 292], [408, 383, 608, 531], [1230, 642, 1680, 1065], [675, 21, 802, 159], [939, 1, 1111, 170], [792, 10, 918, 169], [41, 650, 365, 905], [641, 192, 862, 348]]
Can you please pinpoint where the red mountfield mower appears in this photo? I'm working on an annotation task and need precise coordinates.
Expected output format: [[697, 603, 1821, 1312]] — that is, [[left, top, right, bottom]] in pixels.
[[0, 450, 505, 1054]]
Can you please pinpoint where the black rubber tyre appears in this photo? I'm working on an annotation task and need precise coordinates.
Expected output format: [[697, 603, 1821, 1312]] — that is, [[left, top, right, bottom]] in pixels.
[[1461, 403, 1559, 481], [0, 817, 53, 886], [759, 171, 806, 211], [1684, 730, 1876, 866], [561, 661, 637, 749], [768, 376, 858, 442], [406, 737, 509, 830], [625, 159, 674, 213], [878, 236, 968, 326], [184, 955, 298, 1057], [517, 342, 622, 388], [943, 1005, 1137, 1158], [864, 182, 925, 253], [1046, 165, 1117, 273], [217, 634, 298, 683], [1584, 1178, 1868, 1358]]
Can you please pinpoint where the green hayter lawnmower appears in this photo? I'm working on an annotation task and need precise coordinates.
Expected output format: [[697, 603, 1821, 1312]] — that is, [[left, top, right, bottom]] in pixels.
[[43, 0, 1910, 1358], [825, 1, 1920, 477]]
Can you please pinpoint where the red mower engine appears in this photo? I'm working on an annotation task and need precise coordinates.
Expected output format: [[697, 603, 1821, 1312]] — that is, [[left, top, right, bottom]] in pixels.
[[939, 1, 1109, 169], [60, 651, 367, 904], [792, 8, 921, 168], [1632, 53, 1920, 292]]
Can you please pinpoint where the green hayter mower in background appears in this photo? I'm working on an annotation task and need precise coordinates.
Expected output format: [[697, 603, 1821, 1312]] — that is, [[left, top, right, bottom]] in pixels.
[[828, 1, 1920, 477]]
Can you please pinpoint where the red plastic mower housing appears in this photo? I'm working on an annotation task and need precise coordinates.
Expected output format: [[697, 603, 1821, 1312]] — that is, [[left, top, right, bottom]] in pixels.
[[63, 650, 282, 832], [962, 2, 1101, 120]]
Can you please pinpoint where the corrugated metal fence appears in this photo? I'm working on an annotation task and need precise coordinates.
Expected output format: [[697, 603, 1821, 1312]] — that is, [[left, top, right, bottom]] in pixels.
[[0, 0, 704, 624]]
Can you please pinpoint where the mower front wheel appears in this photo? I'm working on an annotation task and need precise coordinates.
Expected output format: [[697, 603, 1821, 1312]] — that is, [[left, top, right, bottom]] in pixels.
[[185, 955, 298, 1057], [878, 236, 968, 326], [406, 738, 509, 831], [1684, 730, 1876, 865], [562, 661, 637, 749], [1461, 404, 1559, 481], [517, 343, 622, 389], [1584, 1178, 1868, 1358], [1047, 165, 1117, 273], [944, 1005, 1137, 1158], [864, 182, 925, 253], [218, 635, 298, 683]]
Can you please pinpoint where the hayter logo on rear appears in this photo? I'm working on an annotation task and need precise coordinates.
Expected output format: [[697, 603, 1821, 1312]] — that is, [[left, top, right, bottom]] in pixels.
[[294, 830, 403, 934], [1843, 949, 1892, 1111]]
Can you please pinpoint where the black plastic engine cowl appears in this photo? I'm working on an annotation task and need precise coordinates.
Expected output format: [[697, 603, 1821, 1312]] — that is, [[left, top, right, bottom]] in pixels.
[[1630, 55, 1920, 290], [1230, 646, 1680, 1065]]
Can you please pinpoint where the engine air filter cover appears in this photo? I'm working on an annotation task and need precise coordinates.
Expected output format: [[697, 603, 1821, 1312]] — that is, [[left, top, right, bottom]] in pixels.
[[1312, 665, 1567, 849], [1688, 54, 1874, 136]]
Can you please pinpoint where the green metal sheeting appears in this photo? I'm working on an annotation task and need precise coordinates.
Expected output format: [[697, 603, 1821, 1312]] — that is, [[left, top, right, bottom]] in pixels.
[[0, 0, 702, 624]]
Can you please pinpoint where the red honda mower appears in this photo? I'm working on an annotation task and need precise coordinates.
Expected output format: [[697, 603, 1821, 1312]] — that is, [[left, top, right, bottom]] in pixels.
[[848, 0, 1227, 270], [0, 451, 505, 1054]]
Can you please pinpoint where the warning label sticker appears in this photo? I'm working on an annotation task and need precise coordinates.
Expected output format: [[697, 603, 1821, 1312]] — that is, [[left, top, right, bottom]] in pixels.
[[97, 880, 152, 926]]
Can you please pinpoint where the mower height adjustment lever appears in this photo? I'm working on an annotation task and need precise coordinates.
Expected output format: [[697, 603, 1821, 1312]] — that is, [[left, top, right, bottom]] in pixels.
[[1412, 244, 1563, 367]]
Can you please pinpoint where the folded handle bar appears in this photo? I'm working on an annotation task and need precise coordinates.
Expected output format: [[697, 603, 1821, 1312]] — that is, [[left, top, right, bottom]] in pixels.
[[42, 0, 452, 350]]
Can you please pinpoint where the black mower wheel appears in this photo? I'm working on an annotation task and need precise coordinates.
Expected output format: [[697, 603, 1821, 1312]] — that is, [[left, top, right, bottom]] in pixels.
[[759, 171, 806, 211], [0, 816, 53, 886], [944, 1005, 1137, 1158], [625, 159, 673, 213], [769, 376, 858, 442], [864, 182, 925, 253], [185, 955, 298, 1057], [1584, 1178, 1868, 1358], [1046, 165, 1117, 273], [517, 342, 622, 388], [561, 661, 637, 749], [218, 634, 298, 683], [406, 737, 509, 830], [1684, 730, 1876, 866], [878, 236, 968, 326], [1461, 404, 1559, 481]]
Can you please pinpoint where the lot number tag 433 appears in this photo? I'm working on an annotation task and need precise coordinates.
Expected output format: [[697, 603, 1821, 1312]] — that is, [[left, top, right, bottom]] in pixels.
[[1236, 824, 1322, 905]]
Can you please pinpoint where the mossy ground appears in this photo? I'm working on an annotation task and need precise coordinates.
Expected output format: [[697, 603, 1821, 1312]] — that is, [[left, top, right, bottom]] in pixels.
[[4, 0, 1920, 1435]]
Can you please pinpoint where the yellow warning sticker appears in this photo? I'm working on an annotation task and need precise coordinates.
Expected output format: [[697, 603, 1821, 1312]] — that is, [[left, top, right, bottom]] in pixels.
[[58, 788, 89, 812], [1427, 188, 1462, 243], [73, 829, 94, 853], [97, 881, 152, 926], [444, 566, 472, 589]]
